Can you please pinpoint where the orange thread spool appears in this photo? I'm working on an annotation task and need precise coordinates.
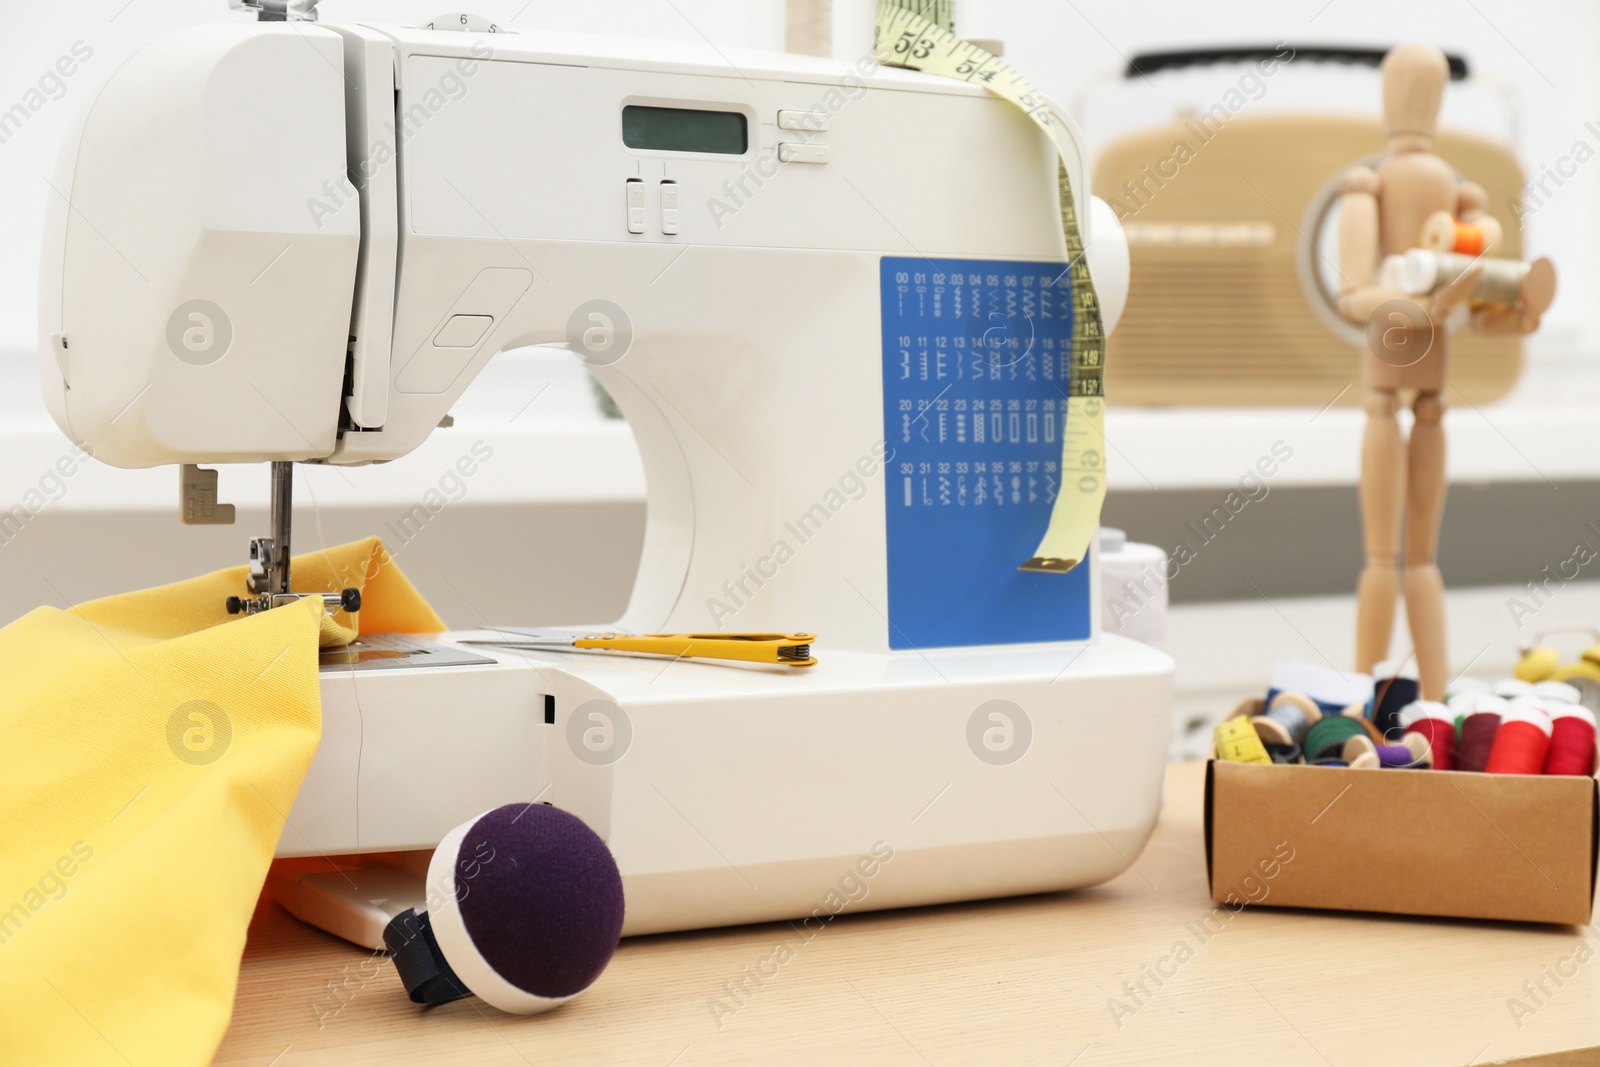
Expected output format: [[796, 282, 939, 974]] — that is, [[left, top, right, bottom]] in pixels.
[[1420, 211, 1488, 256], [1450, 223, 1486, 256]]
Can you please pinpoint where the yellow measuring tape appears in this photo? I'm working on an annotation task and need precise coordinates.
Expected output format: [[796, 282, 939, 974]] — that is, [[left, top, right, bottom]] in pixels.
[[1214, 715, 1273, 765], [874, 1, 1106, 575]]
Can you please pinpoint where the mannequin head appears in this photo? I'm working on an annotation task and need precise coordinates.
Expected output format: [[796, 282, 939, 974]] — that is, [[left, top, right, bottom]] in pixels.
[[1382, 42, 1450, 151]]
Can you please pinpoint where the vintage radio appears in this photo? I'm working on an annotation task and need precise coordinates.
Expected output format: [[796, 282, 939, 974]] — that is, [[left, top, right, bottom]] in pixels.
[[1088, 46, 1523, 406]]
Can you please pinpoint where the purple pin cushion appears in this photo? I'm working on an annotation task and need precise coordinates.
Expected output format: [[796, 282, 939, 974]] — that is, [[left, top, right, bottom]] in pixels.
[[421, 802, 626, 1014]]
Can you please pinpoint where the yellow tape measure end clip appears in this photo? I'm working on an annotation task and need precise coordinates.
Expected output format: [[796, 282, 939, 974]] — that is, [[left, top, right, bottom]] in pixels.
[[1017, 556, 1080, 574]]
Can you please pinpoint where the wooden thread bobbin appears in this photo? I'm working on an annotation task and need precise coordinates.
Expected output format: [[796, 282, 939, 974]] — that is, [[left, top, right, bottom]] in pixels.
[[1343, 734, 1378, 768], [1252, 691, 1323, 746]]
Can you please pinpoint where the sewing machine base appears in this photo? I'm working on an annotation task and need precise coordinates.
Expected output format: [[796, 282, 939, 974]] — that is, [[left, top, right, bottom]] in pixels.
[[276, 631, 1172, 941]]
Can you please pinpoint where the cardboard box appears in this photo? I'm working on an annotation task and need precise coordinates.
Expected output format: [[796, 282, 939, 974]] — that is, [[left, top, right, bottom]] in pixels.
[[1205, 760, 1599, 925]]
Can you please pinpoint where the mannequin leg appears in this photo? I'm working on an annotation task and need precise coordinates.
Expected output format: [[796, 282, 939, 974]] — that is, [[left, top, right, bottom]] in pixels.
[[1404, 390, 1449, 700], [1356, 388, 1404, 675]]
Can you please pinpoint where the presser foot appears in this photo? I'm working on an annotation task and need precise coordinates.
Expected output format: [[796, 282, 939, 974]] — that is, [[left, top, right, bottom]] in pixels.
[[226, 588, 361, 616]]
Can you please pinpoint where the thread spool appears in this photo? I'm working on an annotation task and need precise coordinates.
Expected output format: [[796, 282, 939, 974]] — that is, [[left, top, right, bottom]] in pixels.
[[1266, 660, 1372, 716], [1484, 710, 1552, 775], [1263, 741, 1303, 765], [1544, 705, 1598, 776], [1399, 700, 1455, 770], [1507, 695, 1557, 731], [1352, 710, 1388, 744], [1372, 675, 1420, 738], [1252, 692, 1322, 746], [1456, 694, 1508, 773], [1568, 677, 1600, 715], [1336, 701, 1368, 721], [1397, 249, 1530, 306], [1420, 210, 1487, 256], [1533, 680, 1582, 706], [1445, 676, 1490, 704], [1393, 733, 1432, 767], [1304, 715, 1368, 762], [1494, 678, 1535, 700], [1344, 733, 1431, 769]]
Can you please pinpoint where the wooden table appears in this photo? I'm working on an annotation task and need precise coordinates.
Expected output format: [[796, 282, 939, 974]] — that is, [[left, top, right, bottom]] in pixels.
[[216, 761, 1600, 1066]]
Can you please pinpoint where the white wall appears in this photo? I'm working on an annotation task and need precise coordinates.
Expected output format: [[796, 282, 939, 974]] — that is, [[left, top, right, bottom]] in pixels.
[[4, 1, 1595, 365], [0, 0, 784, 361]]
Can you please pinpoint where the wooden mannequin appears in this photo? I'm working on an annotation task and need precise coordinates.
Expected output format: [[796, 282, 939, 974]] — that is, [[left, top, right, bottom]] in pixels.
[[1336, 42, 1555, 700]]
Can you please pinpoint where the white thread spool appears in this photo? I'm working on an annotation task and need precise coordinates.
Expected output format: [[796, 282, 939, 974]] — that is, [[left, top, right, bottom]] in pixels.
[[1397, 249, 1529, 306], [1450, 691, 1510, 717], [1533, 680, 1583, 706], [1494, 678, 1535, 699], [1098, 528, 1168, 650], [1444, 676, 1490, 703]]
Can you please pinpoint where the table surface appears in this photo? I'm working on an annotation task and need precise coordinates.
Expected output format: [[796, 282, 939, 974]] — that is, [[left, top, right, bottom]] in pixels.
[[217, 761, 1600, 1066]]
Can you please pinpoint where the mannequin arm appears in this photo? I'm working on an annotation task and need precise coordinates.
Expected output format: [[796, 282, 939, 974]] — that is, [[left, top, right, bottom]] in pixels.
[[1335, 166, 1408, 322]]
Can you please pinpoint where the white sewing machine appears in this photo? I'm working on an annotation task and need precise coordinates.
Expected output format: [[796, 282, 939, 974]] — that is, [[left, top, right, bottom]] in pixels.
[[40, 6, 1172, 942]]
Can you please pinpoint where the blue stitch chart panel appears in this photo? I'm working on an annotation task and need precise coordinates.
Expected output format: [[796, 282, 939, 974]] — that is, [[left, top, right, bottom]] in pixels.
[[880, 256, 1092, 649]]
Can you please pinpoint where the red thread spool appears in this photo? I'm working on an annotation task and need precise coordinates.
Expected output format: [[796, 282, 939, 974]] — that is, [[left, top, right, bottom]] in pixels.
[[1484, 711, 1552, 775], [1399, 700, 1454, 770], [1544, 705, 1597, 776], [1454, 694, 1507, 773]]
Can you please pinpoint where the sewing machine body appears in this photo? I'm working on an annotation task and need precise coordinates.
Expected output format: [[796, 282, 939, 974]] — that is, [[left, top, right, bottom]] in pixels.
[[299, 631, 1170, 937], [42, 19, 1171, 937]]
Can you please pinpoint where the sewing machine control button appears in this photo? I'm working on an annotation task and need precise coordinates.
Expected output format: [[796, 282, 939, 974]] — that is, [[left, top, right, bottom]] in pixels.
[[777, 142, 829, 164], [660, 180, 680, 235], [625, 179, 646, 234], [777, 109, 828, 132], [433, 314, 494, 349]]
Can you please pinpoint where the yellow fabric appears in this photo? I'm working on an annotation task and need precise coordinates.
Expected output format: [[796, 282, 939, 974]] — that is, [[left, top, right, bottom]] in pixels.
[[0, 537, 443, 1065]]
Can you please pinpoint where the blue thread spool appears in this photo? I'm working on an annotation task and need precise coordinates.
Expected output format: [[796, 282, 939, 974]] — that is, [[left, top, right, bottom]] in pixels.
[[1251, 691, 1321, 750], [1372, 676, 1420, 738]]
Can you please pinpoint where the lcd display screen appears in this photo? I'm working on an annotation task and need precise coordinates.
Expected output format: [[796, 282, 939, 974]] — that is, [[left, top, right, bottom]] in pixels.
[[622, 105, 747, 154]]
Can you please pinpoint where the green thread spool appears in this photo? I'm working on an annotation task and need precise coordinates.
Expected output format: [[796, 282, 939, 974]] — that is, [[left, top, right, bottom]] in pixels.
[[1304, 715, 1367, 762]]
